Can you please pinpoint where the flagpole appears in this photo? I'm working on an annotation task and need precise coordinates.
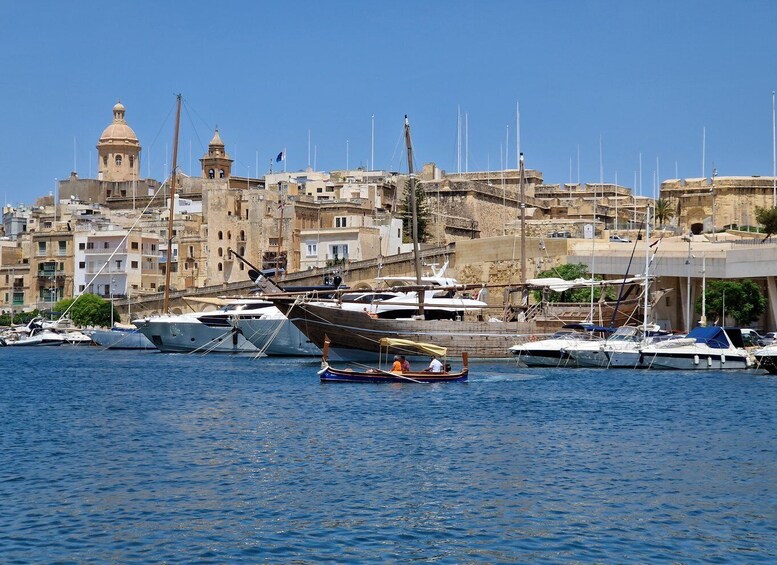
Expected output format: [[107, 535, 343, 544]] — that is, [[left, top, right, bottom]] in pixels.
[[284, 147, 287, 173], [371, 114, 375, 171]]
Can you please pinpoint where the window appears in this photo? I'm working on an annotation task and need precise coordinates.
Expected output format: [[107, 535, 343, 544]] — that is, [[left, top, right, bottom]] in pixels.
[[129, 155, 135, 169], [335, 217, 347, 228], [104, 284, 110, 295], [219, 169, 225, 178], [330, 244, 349, 259], [208, 169, 215, 179], [115, 155, 122, 166], [218, 263, 223, 272], [218, 247, 223, 257], [131, 261, 138, 269], [79, 285, 85, 292], [227, 231, 231, 240], [306, 242, 318, 257], [87, 242, 94, 250], [103, 156, 108, 166], [115, 260, 122, 269], [103, 242, 109, 249], [151, 244, 156, 252], [239, 230, 245, 241], [218, 231, 223, 240], [189, 245, 194, 258], [79, 261, 85, 269], [58, 241, 66, 253], [79, 242, 85, 250], [317, 187, 323, 193], [37, 241, 46, 254], [131, 241, 139, 250]]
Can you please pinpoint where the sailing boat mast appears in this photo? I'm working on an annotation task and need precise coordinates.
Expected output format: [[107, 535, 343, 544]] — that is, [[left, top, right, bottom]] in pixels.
[[163, 94, 182, 314], [403, 115, 424, 318], [519, 152, 526, 288]]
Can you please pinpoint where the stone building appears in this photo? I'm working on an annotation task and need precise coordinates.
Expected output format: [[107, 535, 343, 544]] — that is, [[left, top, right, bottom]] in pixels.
[[660, 176, 777, 234]]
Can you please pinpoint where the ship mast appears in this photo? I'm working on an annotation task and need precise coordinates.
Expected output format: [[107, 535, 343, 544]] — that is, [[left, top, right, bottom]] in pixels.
[[163, 94, 182, 314], [403, 115, 424, 318]]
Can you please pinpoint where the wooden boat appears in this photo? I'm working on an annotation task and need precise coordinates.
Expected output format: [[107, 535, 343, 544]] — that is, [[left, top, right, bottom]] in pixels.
[[318, 337, 468, 383]]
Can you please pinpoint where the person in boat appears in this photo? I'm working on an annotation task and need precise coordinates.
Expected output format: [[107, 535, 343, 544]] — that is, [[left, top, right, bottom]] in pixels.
[[390, 355, 403, 373], [362, 307, 378, 319], [400, 355, 411, 372], [424, 355, 444, 373]]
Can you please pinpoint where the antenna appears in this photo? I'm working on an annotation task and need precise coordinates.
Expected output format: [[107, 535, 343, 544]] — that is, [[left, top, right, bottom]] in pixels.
[[370, 114, 375, 171]]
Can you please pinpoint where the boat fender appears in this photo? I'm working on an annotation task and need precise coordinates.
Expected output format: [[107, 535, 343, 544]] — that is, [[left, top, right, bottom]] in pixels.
[[721, 354, 726, 364], [694, 354, 699, 365], [707, 356, 712, 367]]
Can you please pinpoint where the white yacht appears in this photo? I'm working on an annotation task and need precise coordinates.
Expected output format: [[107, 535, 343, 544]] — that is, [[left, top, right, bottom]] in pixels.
[[639, 326, 752, 370], [563, 325, 673, 368], [753, 343, 777, 374], [509, 323, 610, 367], [306, 261, 488, 321], [133, 299, 275, 353], [235, 309, 321, 356]]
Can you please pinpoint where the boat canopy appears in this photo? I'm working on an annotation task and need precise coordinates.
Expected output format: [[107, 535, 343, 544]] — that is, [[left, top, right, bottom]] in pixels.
[[687, 326, 734, 349], [526, 276, 646, 292], [379, 337, 447, 357]]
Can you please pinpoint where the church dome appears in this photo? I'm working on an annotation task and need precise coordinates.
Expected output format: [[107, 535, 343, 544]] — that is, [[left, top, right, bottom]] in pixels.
[[98, 100, 140, 147]]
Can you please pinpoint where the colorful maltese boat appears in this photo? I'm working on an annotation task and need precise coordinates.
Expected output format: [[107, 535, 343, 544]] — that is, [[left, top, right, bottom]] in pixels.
[[318, 337, 469, 384]]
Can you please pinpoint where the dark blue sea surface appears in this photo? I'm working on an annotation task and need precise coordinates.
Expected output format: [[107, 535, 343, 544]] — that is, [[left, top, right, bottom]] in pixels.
[[0, 347, 775, 563]]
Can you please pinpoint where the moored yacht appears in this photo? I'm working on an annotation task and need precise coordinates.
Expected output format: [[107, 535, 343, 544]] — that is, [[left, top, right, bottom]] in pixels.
[[509, 323, 611, 367], [639, 326, 752, 370], [133, 298, 275, 353], [753, 343, 777, 374]]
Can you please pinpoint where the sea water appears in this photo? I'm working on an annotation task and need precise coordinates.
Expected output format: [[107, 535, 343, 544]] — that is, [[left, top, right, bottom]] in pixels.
[[0, 347, 775, 563]]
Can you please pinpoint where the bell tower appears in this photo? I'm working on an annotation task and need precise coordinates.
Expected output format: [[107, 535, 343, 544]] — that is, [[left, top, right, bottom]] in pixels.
[[200, 129, 233, 180]]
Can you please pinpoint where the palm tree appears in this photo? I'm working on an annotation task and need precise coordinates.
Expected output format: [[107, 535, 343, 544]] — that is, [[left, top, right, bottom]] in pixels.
[[654, 198, 674, 227]]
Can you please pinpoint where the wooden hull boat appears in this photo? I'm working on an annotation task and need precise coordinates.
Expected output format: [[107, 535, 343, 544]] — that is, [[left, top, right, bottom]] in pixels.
[[318, 337, 468, 383]]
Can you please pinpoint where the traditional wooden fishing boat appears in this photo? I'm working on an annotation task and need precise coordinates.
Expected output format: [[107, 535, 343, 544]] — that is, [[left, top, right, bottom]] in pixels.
[[318, 337, 468, 383]]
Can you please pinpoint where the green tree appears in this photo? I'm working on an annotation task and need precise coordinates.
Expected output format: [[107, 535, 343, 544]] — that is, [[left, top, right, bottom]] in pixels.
[[695, 279, 766, 326], [755, 206, 777, 241], [654, 198, 675, 227], [0, 309, 41, 327], [401, 177, 430, 243], [532, 263, 616, 303], [55, 293, 118, 327]]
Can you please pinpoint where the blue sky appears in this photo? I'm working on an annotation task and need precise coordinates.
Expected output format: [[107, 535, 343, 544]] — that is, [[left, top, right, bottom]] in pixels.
[[1, 0, 776, 205]]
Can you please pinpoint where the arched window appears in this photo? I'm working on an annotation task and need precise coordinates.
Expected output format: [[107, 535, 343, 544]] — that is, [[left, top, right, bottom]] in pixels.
[[115, 155, 122, 166], [239, 246, 245, 256], [103, 156, 108, 166], [218, 263, 223, 272], [219, 169, 225, 178], [240, 230, 245, 241], [218, 231, 223, 240], [208, 169, 215, 179], [240, 263, 244, 271], [227, 231, 231, 240], [218, 247, 223, 257]]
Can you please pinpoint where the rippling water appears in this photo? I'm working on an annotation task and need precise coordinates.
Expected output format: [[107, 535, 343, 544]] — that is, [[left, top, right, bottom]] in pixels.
[[0, 347, 775, 563]]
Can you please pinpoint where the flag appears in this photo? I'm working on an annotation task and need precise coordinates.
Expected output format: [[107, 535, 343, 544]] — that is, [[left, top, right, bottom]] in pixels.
[[276, 151, 285, 162]]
